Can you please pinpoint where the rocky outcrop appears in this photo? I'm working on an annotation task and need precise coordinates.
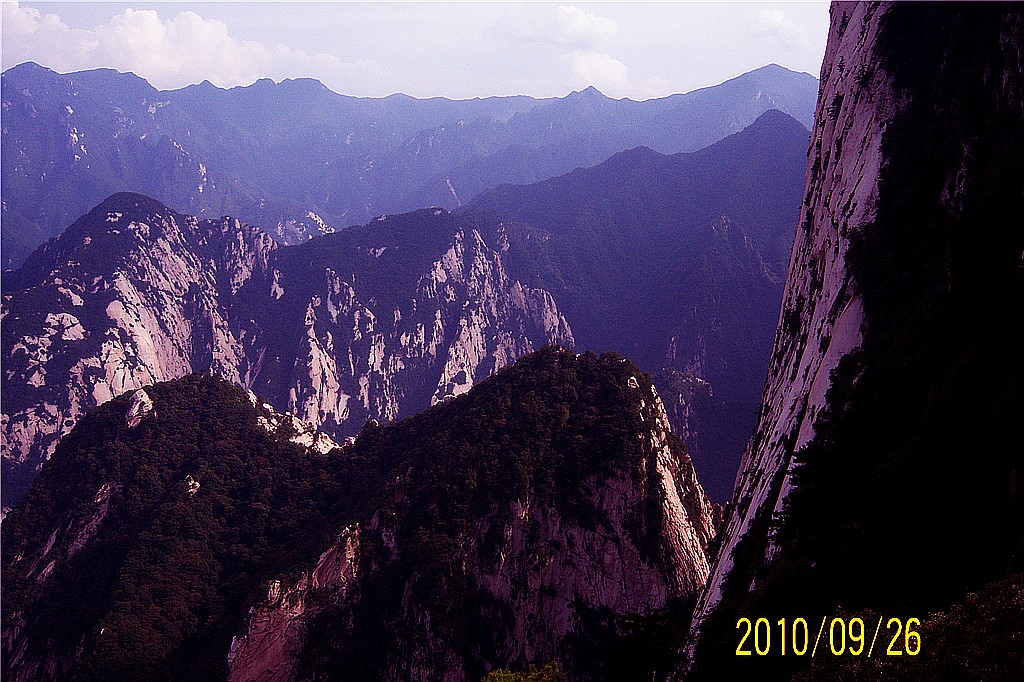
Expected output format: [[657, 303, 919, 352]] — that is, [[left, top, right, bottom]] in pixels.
[[279, 223, 573, 433], [247, 389, 340, 455], [690, 2, 890, 630], [227, 528, 361, 682], [1, 195, 572, 510], [2, 193, 274, 510], [124, 389, 154, 428]]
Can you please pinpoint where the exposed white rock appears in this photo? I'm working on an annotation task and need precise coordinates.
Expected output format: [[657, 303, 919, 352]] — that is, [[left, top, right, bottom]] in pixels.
[[125, 388, 153, 428], [20, 481, 119, 592], [646, 386, 715, 592], [67, 483, 118, 557], [286, 229, 573, 431], [270, 269, 285, 300], [247, 389, 340, 454], [2, 204, 276, 509]]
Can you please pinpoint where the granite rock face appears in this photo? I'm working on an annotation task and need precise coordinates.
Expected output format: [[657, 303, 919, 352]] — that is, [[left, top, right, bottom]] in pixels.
[[1, 194, 572, 510], [2, 193, 274, 509]]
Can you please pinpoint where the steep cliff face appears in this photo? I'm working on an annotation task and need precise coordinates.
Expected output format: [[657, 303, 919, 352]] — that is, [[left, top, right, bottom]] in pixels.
[[689, 2, 1024, 677], [1, 195, 572, 510], [691, 1, 889, 627], [226, 529, 362, 682], [228, 348, 715, 681], [272, 217, 573, 434]]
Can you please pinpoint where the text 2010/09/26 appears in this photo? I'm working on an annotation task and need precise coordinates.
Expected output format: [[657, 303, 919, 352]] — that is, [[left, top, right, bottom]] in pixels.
[[736, 616, 922, 657]]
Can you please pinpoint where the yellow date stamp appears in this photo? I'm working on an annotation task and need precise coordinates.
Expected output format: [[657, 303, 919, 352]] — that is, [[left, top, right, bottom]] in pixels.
[[735, 616, 921, 657]]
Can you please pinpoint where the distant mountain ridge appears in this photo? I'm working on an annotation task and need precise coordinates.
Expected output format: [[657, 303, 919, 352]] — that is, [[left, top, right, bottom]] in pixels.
[[3, 109, 810, 507], [1, 62, 818, 267]]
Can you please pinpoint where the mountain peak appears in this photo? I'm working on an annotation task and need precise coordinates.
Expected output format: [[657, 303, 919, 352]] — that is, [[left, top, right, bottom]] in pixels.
[[2, 61, 56, 78], [90, 191, 172, 219], [571, 85, 606, 99], [742, 62, 818, 82], [745, 107, 809, 133]]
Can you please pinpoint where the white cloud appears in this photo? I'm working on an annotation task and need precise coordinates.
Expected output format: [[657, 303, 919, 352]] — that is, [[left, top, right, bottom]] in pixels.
[[2, 2, 97, 72], [492, 4, 628, 97], [2, 1, 831, 100], [553, 6, 618, 49], [498, 4, 618, 50], [753, 9, 812, 50], [1, 2, 382, 91], [568, 51, 629, 98]]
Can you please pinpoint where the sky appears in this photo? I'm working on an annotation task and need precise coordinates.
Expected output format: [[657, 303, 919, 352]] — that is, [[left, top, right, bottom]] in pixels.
[[2, 1, 830, 100]]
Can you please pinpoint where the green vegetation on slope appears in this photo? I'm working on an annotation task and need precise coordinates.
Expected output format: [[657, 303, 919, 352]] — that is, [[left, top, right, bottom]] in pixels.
[[2, 375, 340, 681], [3, 347, 709, 681], [298, 346, 706, 680]]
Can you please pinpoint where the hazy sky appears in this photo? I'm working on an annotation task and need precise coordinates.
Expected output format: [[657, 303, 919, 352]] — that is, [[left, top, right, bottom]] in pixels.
[[2, 1, 830, 100]]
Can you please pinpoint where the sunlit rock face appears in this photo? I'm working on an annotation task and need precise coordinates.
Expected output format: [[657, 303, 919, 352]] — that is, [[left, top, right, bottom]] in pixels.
[[1, 194, 572, 510], [2, 193, 274, 511]]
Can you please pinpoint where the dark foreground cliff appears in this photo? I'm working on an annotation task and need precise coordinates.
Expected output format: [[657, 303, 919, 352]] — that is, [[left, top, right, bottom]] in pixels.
[[689, 3, 1024, 678], [3, 347, 715, 681]]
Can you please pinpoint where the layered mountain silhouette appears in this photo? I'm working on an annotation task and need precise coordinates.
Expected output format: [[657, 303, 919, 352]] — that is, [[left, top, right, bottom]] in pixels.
[[474, 109, 811, 500], [1, 62, 817, 267], [3, 110, 809, 506], [4, 4, 1023, 681]]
